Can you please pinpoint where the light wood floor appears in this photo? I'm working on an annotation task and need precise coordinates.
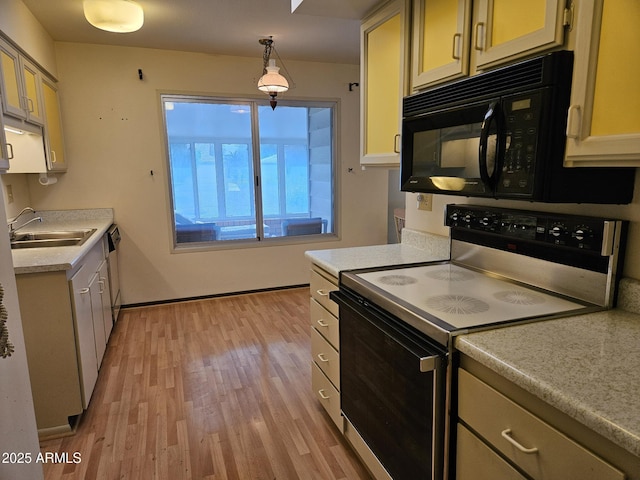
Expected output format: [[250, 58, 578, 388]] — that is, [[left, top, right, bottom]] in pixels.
[[40, 287, 371, 480]]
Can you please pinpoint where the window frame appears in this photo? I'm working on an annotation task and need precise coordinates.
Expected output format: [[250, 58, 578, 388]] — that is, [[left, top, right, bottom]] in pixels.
[[160, 93, 339, 251]]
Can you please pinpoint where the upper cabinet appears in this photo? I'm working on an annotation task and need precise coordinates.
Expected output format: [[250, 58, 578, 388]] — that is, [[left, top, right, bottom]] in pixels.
[[41, 77, 67, 172], [564, 0, 640, 167], [0, 110, 9, 172], [411, 0, 569, 90], [0, 38, 45, 126], [411, 0, 471, 88], [360, 0, 409, 167]]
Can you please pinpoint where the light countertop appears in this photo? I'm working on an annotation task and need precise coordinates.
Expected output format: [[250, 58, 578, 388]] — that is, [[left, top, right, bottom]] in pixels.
[[11, 209, 114, 274], [455, 290, 640, 458], [305, 228, 450, 277]]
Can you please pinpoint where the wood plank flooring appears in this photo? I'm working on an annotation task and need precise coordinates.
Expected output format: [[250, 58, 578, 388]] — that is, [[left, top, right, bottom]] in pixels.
[[39, 288, 371, 480]]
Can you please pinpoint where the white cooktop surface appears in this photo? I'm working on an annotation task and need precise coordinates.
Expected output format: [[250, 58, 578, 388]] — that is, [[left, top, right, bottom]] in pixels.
[[356, 264, 586, 329]]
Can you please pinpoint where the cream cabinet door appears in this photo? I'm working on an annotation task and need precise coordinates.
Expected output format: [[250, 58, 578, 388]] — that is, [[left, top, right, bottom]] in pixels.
[[42, 77, 68, 171], [0, 39, 26, 120], [565, 0, 640, 166], [360, 0, 408, 166], [411, 0, 471, 90], [20, 57, 44, 126], [472, 0, 567, 70]]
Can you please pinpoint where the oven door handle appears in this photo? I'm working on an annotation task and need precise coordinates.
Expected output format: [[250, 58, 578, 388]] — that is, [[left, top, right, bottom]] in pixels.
[[419, 354, 441, 372]]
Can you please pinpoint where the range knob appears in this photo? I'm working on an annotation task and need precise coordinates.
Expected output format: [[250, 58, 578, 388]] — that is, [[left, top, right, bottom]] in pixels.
[[550, 222, 567, 237], [573, 225, 593, 242]]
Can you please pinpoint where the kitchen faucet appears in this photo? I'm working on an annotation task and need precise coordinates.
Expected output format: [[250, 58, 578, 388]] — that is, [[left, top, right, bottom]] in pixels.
[[7, 207, 42, 240]]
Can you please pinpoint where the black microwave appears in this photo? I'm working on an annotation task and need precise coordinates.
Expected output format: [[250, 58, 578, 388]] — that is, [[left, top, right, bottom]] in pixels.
[[400, 51, 635, 204]]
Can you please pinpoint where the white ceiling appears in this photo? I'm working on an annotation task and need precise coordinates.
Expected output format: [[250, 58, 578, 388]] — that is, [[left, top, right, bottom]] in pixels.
[[21, 0, 381, 64]]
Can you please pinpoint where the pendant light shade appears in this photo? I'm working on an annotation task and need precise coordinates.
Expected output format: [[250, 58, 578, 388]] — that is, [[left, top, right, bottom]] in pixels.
[[257, 59, 290, 94], [83, 0, 144, 33]]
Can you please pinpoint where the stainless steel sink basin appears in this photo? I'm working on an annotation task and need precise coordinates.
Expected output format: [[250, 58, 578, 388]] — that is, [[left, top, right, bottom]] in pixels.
[[10, 229, 97, 249]]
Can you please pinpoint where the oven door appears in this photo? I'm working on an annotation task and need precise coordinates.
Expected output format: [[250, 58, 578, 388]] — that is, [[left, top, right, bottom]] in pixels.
[[332, 288, 447, 480]]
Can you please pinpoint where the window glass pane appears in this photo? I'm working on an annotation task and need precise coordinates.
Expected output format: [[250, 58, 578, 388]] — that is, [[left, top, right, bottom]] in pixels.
[[222, 143, 253, 218], [260, 144, 279, 216], [285, 144, 309, 214], [169, 143, 195, 220], [195, 143, 218, 219]]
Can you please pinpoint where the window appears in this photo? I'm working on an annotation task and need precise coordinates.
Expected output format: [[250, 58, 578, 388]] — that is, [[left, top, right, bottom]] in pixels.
[[162, 96, 336, 245]]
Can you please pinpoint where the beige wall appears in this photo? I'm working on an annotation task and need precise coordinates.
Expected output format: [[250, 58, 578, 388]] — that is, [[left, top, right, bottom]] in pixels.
[[404, 171, 640, 280], [4, 42, 389, 304]]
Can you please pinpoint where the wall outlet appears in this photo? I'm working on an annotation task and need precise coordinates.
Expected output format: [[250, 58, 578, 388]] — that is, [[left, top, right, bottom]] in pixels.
[[6, 184, 13, 204], [416, 193, 432, 211]]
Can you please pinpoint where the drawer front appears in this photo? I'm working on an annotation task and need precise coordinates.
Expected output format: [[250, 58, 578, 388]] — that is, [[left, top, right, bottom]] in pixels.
[[456, 423, 527, 480], [310, 269, 338, 317], [311, 327, 339, 389], [458, 369, 624, 480], [310, 298, 339, 350], [311, 362, 343, 431]]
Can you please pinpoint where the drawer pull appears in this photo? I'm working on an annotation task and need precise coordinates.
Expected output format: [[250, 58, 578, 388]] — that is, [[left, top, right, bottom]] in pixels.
[[318, 389, 330, 400], [501, 429, 538, 454], [316, 289, 330, 297], [317, 353, 329, 363], [316, 319, 329, 328]]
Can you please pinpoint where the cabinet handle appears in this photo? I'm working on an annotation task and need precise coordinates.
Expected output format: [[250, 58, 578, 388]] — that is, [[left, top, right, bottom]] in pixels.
[[452, 33, 462, 60], [474, 22, 485, 51], [317, 353, 329, 363], [500, 429, 538, 454], [316, 289, 329, 297], [24, 96, 35, 114], [318, 389, 330, 400], [566, 105, 581, 139], [79, 287, 90, 294], [316, 319, 329, 328], [98, 279, 105, 294], [6, 143, 14, 160], [393, 134, 401, 153], [51, 150, 57, 163]]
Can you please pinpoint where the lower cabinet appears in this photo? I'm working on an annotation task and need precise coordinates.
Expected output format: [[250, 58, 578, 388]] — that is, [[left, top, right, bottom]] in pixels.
[[456, 365, 628, 480], [309, 265, 342, 431], [16, 237, 114, 437]]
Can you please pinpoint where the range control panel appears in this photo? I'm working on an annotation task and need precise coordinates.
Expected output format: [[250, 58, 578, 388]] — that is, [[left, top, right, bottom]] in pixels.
[[445, 204, 621, 254]]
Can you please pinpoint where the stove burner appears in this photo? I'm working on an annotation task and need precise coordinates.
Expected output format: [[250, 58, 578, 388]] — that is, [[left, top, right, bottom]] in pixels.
[[377, 274, 418, 286], [425, 295, 490, 315], [494, 290, 545, 305], [425, 269, 475, 282]]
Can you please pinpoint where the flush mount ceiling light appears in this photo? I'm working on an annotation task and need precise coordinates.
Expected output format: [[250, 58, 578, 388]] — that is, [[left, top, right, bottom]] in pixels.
[[257, 37, 290, 110], [83, 0, 144, 33]]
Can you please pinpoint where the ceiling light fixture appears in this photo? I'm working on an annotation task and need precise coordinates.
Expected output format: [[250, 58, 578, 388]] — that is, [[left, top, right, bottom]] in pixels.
[[83, 0, 144, 33], [257, 37, 290, 110]]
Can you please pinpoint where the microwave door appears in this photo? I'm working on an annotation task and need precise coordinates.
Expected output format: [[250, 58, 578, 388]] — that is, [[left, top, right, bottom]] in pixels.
[[401, 101, 497, 197]]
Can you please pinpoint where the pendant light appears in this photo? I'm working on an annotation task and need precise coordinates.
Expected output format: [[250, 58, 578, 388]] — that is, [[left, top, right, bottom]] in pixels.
[[83, 0, 144, 33], [257, 37, 290, 110]]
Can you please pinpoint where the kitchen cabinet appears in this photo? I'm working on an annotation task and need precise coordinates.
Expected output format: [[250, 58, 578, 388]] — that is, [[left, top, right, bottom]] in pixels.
[[360, 0, 409, 167], [0, 108, 9, 172], [16, 236, 114, 436], [41, 76, 68, 171], [309, 265, 342, 430], [564, 0, 640, 166], [411, 0, 568, 90], [455, 359, 638, 480], [0, 37, 44, 126]]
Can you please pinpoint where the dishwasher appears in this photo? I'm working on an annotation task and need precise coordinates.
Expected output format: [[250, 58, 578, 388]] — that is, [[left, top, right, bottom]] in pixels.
[[107, 224, 121, 322]]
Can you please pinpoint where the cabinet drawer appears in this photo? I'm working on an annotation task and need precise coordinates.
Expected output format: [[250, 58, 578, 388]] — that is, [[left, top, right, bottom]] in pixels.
[[310, 269, 338, 317], [311, 362, 342, 431], [456, 423, 526, 480], [310, 298, 339, 350], [458, 369, 624, 480], [311, 327, 339, 389]]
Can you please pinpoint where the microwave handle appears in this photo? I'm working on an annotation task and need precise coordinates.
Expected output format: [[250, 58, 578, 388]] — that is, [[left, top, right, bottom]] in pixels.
[[479, 101, 501, 189]]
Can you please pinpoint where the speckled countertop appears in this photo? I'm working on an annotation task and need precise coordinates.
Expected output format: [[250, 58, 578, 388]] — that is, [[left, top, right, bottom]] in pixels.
[[11, 209, 114, 274], [456, 277, 640, 458], [305, 228, 450, 277]]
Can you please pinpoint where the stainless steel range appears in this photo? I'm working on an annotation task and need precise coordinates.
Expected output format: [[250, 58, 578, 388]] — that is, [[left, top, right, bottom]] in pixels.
[[331, 204, 627, 480]]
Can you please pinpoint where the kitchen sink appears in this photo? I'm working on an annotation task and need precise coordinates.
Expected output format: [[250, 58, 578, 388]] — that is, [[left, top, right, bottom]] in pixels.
[[10, 229, 97, 249]]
